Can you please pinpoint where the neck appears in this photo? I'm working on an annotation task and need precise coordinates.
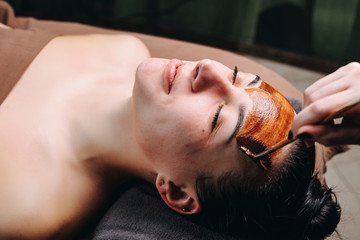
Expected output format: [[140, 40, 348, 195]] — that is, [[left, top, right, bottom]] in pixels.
[[67, 90, 155, 183]]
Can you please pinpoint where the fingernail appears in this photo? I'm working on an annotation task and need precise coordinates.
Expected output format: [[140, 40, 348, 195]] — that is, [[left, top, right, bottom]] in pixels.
[[297, 133, 313, 140], [287, 130, 293, 140]]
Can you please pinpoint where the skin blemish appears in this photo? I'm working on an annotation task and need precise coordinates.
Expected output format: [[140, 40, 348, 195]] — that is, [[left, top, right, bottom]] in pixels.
[[236, 82, 295, 168]]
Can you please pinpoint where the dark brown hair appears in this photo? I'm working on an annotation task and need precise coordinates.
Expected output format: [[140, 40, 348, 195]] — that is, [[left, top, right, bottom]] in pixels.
[[194, 141, 341, 240]]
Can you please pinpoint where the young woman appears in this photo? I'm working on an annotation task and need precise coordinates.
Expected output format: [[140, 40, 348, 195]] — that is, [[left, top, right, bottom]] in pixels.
[[0, 34, 341, 240], [0, 2, 343, 239]]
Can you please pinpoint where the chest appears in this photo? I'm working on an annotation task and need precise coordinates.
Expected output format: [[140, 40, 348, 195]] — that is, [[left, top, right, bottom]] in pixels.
[[0, 47, 130, 238], [0, 122, 110, 238]]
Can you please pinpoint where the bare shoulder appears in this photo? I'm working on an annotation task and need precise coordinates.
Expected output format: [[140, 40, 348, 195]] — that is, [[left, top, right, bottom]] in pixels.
[[105, 34, 150, 56], [96, 33, 151, 67], [51, 33, 150, 60], [39, 33, 150, 78], [82, 33, 150, 58]]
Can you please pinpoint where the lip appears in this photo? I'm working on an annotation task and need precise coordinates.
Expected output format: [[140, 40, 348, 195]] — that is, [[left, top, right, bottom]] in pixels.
[[164, 59, 183, 94]]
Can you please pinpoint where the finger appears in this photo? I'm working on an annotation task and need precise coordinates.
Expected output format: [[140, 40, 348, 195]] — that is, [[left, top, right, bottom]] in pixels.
[[297, 124, 360, 146], [292, 90, 353, 135], [303, 67, 346, 102], [303, 78, 348, 107]]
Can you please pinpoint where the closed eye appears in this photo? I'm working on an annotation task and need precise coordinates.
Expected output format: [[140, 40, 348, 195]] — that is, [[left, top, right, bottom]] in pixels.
[[211, 103, 224, 131]]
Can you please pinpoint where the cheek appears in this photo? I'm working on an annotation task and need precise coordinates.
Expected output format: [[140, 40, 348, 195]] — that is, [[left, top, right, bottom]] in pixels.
[[166, 105, 207, 148], [135, 102, 207, 157], [135, 111, 172, 156], [167, 95, 210, 130]]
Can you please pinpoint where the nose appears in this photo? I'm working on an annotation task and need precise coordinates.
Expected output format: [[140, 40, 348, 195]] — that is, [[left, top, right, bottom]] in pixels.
[[191, 59, 231, 94]]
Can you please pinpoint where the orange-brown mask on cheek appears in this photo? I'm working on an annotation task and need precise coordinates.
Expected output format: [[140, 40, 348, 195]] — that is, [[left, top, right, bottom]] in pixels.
[[236, 82, 295, 171]]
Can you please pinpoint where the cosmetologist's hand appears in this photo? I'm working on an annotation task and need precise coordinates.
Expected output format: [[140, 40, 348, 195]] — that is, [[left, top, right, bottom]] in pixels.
[[291, 62, 360, 146]]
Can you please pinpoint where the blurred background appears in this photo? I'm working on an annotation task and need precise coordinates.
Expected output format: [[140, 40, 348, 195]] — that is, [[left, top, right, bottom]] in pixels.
[[6, 0, 360, 74]]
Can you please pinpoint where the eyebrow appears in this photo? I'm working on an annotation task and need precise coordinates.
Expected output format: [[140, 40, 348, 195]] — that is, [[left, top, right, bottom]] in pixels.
[[226, 106, 245, 144]]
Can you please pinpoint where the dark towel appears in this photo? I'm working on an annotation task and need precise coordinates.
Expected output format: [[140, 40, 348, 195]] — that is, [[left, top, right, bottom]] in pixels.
[[92, 181, 242, 240]]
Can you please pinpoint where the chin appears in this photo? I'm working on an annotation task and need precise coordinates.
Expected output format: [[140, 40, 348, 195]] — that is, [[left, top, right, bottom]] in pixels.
[[134, 58, 168, 99]]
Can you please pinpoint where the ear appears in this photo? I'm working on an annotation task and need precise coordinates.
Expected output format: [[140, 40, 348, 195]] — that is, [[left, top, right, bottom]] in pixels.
[[155, 175, 202, 215]]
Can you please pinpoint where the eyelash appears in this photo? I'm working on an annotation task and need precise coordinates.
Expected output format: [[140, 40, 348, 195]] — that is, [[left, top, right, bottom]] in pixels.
[[232, 66, 238, 85], [252, 75, 261, 85], [212, 103, 224, 131]]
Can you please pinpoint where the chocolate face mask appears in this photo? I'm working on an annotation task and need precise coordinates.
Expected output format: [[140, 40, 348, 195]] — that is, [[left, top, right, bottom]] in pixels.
[[236, 81, 295, 171]]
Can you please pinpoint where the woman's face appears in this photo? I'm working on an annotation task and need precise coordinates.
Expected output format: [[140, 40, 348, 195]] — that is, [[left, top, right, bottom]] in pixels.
[[132, 58, 294, 183]]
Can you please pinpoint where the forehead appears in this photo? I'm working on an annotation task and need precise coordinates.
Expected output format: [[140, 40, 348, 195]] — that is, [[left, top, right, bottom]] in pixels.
[[236, 81, 295, 162]]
